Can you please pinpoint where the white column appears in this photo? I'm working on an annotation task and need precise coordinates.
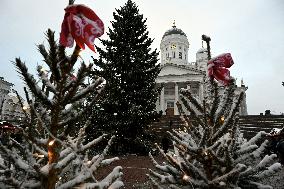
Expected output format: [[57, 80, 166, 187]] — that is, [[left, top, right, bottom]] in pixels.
[[199, 82, 204, 101], [160, 86, 165, 115], [155, 97, 159, 112], [174, 82, 179, 115]]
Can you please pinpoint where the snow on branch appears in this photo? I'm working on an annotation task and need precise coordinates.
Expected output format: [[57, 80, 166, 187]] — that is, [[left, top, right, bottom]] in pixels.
[[37, 65, 57, 94], [14, 58, 53, 106], [180, 88, 203, 113], [62, 63, 91, 103], [209, 163, 247, 185], [0, 144, 34, 172], [241, 131, 267, 149], [81, 134, 107, 151], [256, 162, 282, 179], [70, 77, 104, 102], [211, 95, 241, 142]]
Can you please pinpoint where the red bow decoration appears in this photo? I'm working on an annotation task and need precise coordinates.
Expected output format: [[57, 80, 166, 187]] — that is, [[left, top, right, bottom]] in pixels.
[[59, 4, 104, 52], [207, 53, 234, 85]]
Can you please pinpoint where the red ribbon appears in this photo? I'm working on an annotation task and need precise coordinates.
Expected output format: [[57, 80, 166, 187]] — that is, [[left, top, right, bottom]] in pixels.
[[59, 4, 104, 52], [207, 53, 234, 85]]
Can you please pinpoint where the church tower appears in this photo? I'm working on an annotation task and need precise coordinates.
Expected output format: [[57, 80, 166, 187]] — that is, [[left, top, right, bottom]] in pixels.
[[196, 47, 208, 71], [160, 22, 189, 66]]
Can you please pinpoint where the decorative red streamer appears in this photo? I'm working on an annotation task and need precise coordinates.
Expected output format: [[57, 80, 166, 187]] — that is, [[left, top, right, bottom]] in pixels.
[[59, 4, 104, 52], [207, 53, 234, 85]]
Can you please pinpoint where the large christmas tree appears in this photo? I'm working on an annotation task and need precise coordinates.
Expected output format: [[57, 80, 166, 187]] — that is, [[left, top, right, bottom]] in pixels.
[[148, 36, 281, 189], [90, 0, 160, 155], [0, 2, 123, 188]]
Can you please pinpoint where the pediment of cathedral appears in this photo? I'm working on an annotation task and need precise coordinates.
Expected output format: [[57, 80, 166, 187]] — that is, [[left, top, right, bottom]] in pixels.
[[158, 64, 205, 77]]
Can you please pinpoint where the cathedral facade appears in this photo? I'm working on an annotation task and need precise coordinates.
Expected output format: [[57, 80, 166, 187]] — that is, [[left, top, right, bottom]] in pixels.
[[155, 24, 248, 115]]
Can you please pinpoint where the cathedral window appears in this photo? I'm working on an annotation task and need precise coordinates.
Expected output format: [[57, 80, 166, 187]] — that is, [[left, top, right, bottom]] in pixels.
[[172, 52, 175, 58], [185, 54, 187, 60], [179, 52, 182, 59]]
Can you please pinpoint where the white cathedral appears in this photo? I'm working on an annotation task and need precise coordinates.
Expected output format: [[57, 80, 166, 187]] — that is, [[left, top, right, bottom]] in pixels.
[[155, 24, 248, 116]]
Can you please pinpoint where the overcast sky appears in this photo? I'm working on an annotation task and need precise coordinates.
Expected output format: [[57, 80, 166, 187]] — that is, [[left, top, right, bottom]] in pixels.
[[0, 0, 284, 115]]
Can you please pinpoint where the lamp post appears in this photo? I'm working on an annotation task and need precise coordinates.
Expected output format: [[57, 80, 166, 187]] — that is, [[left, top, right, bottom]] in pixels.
[[201, 34, 211, 60]]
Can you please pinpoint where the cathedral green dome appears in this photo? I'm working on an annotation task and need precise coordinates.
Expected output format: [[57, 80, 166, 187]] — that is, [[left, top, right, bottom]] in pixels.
[[162, 25, 187, 39]]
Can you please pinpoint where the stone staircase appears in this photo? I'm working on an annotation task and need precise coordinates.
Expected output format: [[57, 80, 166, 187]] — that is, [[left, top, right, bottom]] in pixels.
[[149, 115, 184, 138], [239, 115, 284, 139], [150, 115, 284, 140]]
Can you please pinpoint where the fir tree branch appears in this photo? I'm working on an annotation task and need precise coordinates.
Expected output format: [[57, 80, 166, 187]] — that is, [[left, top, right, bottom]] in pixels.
[[60, 87, 104, 136], [14, 58, 52, 107], [180, 96, 203, 126], [180, 160, 208, 184], [37, 65, 57, 94], [211, 92, 244, 142], [209, 164, 246, 186], [62, 63, 93, 104], [180, 89, 203, 114], [209, 79, 220, 123], [70, 77, 104, 103]]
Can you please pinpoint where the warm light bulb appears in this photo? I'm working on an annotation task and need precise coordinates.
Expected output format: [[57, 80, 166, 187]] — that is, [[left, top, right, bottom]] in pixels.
[[77, 49, 82, 56], [220, 116, 225, 122], [183, 174, 190, 181], [49, 140, 55, 146], [23, 106, 28, 110], [38, 154, 44, 158]]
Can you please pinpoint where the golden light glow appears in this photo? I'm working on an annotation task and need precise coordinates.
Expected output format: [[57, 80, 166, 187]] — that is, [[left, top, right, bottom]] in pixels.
[[219, 115, 225, 125], [33, 153, 45, 158], [48, 140, 55, 146], [75, 49, 82, 56], [183, 174, 190, 181], [23, 106, 28, 110]]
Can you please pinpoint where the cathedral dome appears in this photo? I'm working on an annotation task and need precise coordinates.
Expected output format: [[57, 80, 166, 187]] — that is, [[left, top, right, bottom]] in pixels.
[[160, 22, 189, 66], [162, 25, 187, 39]]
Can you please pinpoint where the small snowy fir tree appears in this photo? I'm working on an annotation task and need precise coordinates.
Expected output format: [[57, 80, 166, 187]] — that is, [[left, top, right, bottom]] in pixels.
[[0, 29, 123, 188], [148, 79, 282, 189], [148, 36, 281, 188]]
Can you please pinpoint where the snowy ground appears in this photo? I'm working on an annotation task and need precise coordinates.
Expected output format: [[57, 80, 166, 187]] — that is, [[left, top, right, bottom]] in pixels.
[[99, 155, 284, 189]]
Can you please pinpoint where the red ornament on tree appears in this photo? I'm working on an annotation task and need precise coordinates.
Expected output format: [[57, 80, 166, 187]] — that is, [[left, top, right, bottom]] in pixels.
[[207, 53, 234, 86], [60, 4, 104, 52]]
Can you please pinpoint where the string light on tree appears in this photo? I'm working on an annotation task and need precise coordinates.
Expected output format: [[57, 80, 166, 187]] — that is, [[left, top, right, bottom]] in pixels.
[[219, 115, 225, 125], [182, 174, 190, 182], [48, 139, 55, 146]]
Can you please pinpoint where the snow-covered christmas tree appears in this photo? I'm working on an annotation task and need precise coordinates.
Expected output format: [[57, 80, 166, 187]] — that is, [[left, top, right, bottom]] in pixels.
[[0, 1, 123, 188], [148, 36, 282, 189]]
